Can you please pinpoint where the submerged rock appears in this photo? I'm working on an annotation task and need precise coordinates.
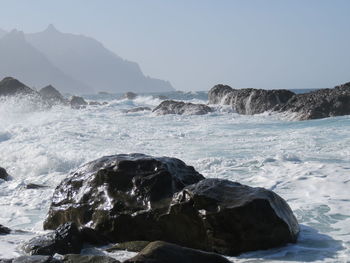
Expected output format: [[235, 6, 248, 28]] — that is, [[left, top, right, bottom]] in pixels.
[[152, 100, 213, 115], [43, 153, 204, 243], [124, 241, 231, 263], [208, 84, 294, 115], [0, 224, 11, 235], [0, 167, 10, 181], [122, 92, 137, 100], [39, 85, 67, 105], [23, 222, 82, 256], [62, 255, 119, 263], [158, 178, 299, 255], [277, 82, 350, 120], [70, 96, 87, 109], [0, 77, 37, 97], [124, 107, 151, 113]]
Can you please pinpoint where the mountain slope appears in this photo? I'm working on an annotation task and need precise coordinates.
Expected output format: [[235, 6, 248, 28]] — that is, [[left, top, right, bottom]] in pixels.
[[26, 25, 174, 93], [0, 30, 93, 94]]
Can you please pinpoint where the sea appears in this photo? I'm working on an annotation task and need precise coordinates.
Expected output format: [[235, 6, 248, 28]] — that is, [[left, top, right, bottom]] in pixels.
[[0, 89, 349, 262]]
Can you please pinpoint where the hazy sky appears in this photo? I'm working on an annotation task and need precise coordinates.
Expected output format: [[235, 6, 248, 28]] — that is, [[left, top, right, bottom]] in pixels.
[[1, 0, 350, 91]]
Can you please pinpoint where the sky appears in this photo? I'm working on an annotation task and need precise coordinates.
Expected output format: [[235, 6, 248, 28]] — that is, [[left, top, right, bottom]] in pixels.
[[0, 0, 350, 91]]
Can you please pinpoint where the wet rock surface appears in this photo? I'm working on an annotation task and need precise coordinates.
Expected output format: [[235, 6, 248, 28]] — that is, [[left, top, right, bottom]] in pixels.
[[107, 241, 150, 253], [0, 77, 37, 97], [124, 241, 231, 263], [70, 96, 87, 109], [152, 100, 212, 115], [43, 153, 204, 242], [0, 224, 11, 235], [277, 82, 350, 120], [39, 85, 67, 105], [0, 167, 10, 181], [208, 84, 294, 115], [62, 255, 120, 263], [124, 107, 151, 113], [23, 222, 82, 256]]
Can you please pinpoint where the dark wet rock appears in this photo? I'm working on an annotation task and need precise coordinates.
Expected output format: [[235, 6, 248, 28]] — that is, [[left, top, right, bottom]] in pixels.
[[80, 227, 110, 245], [124, 107, 151, 113], [62, 255, 119, 263], [43, 153, 204, 242], [23, 222, 82, 256], [88, 101, 102, 106], [0, 77, 37, 97], [107, 241, 150, 253], [25, 184, 48, 189], [0, 167, 10, 181], [39, 85, 67, 105], [208, 84, 295, 115], [0, 224, 11, 234], [10, 256, 58, 263], [70, 96, 87, 109], [152, 100, 213, 115], [277, 82, 350, 120], [157, 178, 299, 255], [124, 241, 231, 263], [122, 92, 137, 100]]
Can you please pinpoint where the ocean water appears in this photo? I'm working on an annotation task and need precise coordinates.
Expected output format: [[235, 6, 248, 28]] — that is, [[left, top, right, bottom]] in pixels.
[[0, 91, 349, 262]]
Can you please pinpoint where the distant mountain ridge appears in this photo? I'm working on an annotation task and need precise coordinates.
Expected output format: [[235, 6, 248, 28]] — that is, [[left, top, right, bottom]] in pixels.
[[0, 25, 174, 94]]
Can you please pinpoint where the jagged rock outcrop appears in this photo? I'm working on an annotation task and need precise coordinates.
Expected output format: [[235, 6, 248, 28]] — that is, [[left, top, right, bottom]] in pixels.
[[43, 153, 204, 241], [124, 241, 231, 263], [208, 84, 295, 115], [124, 107, 151, 113], [0, 167, 10, 181], [39, 85, 67, 105], [122, 92, 138, 100], [69, 96, 87, 109], [23, 222, 82, 256], [277, 82, 350, 120], [0, 224, 11, 235], [152, 100, 213, 115], [0, 77, 37, 97]]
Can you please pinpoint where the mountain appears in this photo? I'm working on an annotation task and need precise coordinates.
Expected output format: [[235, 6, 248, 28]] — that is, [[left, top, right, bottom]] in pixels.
[[0, 30, 93, 94], [26, 25, 174, 93]]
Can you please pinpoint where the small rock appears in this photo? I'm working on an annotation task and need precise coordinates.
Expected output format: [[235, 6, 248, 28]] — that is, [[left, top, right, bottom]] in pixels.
[[107, 241, 150, 252], [124, 107, 151, 113], [25, 184, 48, 189], [0, 167, 10, 181], [0, 224, 11, 235], [124, 241, 231, 263], [39, 85, 67, 105], [152, 100, 212, 115], [70, 96, 87, 109], [122, 92, 137, 100], [62, 255, 120, 263]]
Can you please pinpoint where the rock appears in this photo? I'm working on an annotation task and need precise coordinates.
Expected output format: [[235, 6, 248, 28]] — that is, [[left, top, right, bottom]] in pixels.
[[122, 92, 137, 100], [153, 95, 168, 100], [23, 222, 82, 256], [0, 77, 37, 97], [0, 167, 10, 181], [152, 100, 213, 115], [62, 255, 120, 263], [277, 82, 350, 120], [10, 256, 58, 263], [158, 178, 299, 255], [124, 241, 231, 263], [39, 85, 67, 105], [0, 224, 11, 235], [25, 184, 48, 189], [88, 101, 102, 106], [70, 96, 87, 109], [79, 227, 110, 245], [208, 84, 295, 115], [106, 241, 150, 252], [124, 107, 151, 113], [43, 153, 204, 242]]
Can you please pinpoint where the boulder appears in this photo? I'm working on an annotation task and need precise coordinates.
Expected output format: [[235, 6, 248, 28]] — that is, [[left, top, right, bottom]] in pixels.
[[208, 85, 295, 115], [106, 241, 150, 253], [39, 85, 67, 105], [23, 222, 82, 256], [277, 82, 350, 120], [43, 154, 204, 242], [124, 107, 151, 113], [122, 92, 137, 100], [157, 179, 299, 255], [0, 77, 37, 97], [0, 224, 11, 235], [0, 167, 10, 181], [62, 255, 120, 263], [152, 100, 212, 115], [25, 184, 48, 189], [124, 241, 231, 263], [70, 96, 87, 109]]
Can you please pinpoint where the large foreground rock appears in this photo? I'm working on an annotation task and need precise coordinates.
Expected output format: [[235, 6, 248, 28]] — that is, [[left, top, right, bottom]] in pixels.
[[44, 153, 204, 241], [208, 84, 294, 115], [277, 82, 350, 120], [124, 241, 230, 263], [158, 178, 299, 255], [0, 77, 37, 97], [152, 100, 213, 115], [23, 222, 82, 256]]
